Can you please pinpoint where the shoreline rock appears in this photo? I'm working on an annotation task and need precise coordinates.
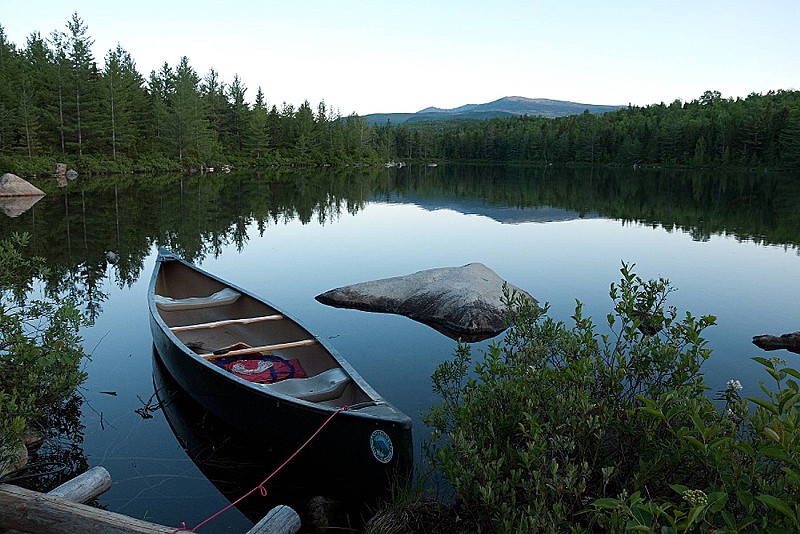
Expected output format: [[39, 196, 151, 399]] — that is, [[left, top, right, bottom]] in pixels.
[[316, 263, 536, 342], [752, 332, 800, 354], [0, 173, 45, 197]]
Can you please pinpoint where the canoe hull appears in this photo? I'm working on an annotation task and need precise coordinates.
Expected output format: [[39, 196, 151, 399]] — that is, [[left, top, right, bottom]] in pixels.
[[148, 251, 413, 492]]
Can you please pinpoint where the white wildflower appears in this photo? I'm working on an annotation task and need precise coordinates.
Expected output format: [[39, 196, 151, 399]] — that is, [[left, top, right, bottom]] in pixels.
[[683, 489, 708, 507], [727, 379, 742, 391]]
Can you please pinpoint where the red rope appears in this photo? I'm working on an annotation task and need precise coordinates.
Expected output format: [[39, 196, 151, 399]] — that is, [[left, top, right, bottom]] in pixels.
[[172, 405, 349, 533]]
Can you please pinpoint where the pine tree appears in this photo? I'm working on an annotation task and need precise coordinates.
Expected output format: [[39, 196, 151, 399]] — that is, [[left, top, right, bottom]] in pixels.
[[22, 32, 59, 154], [0, 26, 23, 154], [62, 12, 97, 156], [47, 30, 69, 153], [200, 68, 227, 151], [100, 45, 147, 158], [147, 62, 174, 156], [170, 56, 214, 164], [247, 86, 270, 160], [226, 74, 249, 154]]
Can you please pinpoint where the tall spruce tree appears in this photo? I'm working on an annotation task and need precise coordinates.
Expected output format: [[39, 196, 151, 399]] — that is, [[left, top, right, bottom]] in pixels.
[[0, 26, 22, 154], [148, 62, 174, 156], [226, 74, 249, 154], [63, 12, 97, 156], [101, 45, 146, 158], [171, 56, 214, 164], [247, 86, 271, 160]]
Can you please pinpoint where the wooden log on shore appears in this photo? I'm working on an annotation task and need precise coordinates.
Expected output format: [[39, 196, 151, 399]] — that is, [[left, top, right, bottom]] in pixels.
[[48, 466, 112, 503], [0, 483, 174, 533], [1, 467, 300, 534], [246, 504, 301, 534]]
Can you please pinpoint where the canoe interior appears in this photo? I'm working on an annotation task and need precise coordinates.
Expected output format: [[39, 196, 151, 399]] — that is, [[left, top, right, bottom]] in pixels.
[[153, 256, 374, 408]]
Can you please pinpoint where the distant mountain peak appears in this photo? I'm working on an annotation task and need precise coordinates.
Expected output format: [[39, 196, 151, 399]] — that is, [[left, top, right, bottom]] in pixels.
[[365, 96, 624, 126]]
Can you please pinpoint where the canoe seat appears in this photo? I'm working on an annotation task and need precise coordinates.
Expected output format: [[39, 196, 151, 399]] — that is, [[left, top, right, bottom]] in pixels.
[[263, 368, 350, 402], [155, 288, 240, 311]]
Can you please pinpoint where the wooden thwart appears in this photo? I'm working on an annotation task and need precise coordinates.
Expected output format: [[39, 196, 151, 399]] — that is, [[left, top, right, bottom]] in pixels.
[[202, 339, 318, 360], [170, 314, 284, 333]]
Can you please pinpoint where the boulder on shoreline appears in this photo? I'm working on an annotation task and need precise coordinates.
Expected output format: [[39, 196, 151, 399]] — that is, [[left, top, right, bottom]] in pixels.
[[0, 173, 45, 197], [752, 332, 800, 354], [315, 263, 536, 342]]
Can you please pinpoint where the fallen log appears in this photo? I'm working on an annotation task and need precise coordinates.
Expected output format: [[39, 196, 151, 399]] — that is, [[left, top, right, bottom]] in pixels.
[[0, 483, 174, 533], [48, 466, 112, 503], [247, 505, 301, 534], [0, 467, 300, 534]]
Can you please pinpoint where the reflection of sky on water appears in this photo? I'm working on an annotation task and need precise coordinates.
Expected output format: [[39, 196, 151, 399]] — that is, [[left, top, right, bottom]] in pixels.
[[77, 199, 799, 530]]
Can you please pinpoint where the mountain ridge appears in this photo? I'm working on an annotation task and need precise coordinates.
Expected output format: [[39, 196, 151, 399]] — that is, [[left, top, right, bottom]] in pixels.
[[364, 96, 625, 126]]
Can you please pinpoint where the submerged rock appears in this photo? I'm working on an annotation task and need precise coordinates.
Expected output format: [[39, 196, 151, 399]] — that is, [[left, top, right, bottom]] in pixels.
[[752, 332, 800, 354], [315, 263, 536, 342]]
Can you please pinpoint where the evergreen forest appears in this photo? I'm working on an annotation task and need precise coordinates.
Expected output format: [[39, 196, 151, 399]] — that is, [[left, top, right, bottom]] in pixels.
[[1, 14, 799, 176]]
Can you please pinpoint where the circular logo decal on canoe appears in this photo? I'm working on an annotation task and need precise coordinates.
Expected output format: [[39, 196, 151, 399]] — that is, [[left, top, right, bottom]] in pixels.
[[370, 430, 394, 464]]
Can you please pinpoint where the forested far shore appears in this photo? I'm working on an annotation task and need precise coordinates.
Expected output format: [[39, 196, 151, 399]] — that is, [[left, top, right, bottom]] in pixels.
[[1, 14, 799, 176]]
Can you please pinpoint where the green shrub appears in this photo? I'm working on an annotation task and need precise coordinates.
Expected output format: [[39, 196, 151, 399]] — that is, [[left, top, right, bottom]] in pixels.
[[0, 233, 89, 475], [425, 263, 799, 532]]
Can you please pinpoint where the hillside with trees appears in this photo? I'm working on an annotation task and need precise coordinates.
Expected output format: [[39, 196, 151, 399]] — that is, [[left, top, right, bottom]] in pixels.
[[1, 14, 799, 175]]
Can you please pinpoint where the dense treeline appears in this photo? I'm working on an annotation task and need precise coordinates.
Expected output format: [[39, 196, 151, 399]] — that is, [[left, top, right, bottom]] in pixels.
[[0, 14, 381, 175], [1, 14, 799, 175], [408, 90, 800, 168]]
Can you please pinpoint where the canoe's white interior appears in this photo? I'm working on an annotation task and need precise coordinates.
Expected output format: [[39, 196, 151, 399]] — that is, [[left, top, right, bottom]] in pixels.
[[154, 258, 372, 406], [155, 288, 240, 311], [263, 367, 351, 402]]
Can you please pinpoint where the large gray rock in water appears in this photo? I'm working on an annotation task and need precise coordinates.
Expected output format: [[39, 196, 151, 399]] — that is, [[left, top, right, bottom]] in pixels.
[[315, 263, 536, 341], [0, 173, 45, 197], [753, 332, 800, 354]]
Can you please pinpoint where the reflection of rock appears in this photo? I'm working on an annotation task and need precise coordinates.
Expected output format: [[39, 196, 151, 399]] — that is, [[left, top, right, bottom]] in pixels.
[[66, 169, 78, 180], [316, 263, 536, 342], [0, 174, 45, 218], [106, 251, 119, 265], [0, 195, 44, 218], [0, 173, 45, 196], [753, 332, 800, 354]]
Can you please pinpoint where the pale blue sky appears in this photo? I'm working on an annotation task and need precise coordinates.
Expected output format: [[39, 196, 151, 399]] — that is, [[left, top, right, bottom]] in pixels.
[[3, 1, 798, 115]]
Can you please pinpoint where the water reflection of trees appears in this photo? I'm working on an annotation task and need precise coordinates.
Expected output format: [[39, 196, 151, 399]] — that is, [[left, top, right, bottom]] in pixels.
[[12, 394, 89, 495], [2, 166, 798, 317], [386, 165, 800, 248]]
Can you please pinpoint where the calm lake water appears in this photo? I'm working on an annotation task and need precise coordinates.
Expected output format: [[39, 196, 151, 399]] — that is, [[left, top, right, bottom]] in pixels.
[[3, 164, 800, 531]]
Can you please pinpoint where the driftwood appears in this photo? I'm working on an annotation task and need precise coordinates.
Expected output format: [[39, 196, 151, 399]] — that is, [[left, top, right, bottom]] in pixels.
[[48, 466, 112, 503], [752, 332, 800, 354], [247, 505, 301, 534], [0, 466, 300, 534], [0, 483, 174, 534]]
